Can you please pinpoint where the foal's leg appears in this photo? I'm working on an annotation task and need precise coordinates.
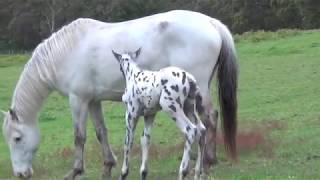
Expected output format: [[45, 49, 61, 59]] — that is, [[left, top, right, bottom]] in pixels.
[[121, 105, 139, 180], [140, 114, 156, 180], [174, 111, 197, 180], [64, 95, 89, 180], [89, 101, 117, 179], [184, 98, 206, 180], [160, 97, 196, 180]]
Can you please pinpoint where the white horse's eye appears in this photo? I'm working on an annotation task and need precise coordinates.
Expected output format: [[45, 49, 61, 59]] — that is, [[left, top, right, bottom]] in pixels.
[[14, 137, 22, 143]]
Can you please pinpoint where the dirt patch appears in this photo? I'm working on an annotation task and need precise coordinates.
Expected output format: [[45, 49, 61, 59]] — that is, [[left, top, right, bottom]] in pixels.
[[232, 131, 266, 150], [215, 120, 284, 158], [119, 122, 279, 159], [57, 147, 74, 159], [55, 120, 283, 161], [110, 121, 283, 160], [216, 130, 273, 158]]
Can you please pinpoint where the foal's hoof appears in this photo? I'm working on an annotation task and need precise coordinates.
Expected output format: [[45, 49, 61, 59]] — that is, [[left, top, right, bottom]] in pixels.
[[141, 170, 148, 180], [120, 169, 129, 180], [63, 168, 84, 180], [179, 169, 188, 180]]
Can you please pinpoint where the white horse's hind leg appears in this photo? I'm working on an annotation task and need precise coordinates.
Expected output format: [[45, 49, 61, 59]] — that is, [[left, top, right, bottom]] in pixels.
[[196, 90, 219, 172], [88, 101, 117, 179], [140, 114, 155, 180], [64, 95, 89, 180]]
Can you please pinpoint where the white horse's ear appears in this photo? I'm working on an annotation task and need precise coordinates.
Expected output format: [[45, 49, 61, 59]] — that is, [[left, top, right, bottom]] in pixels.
[[9, 108, 19, 122], [112, 50, 122, 62], [0, 109, 7, 117], [134, 47, 142, 59]]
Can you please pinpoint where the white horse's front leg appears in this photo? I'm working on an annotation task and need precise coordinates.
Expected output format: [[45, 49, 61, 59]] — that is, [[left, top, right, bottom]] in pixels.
[[89, 101, 117, 179], [121, 104, 139, 180], [140, 114, 156, 180], [64, 95, 89, 180]]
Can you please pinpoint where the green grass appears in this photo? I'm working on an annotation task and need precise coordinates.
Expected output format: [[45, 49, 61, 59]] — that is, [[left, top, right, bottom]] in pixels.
[[1, 30, 320, 179]]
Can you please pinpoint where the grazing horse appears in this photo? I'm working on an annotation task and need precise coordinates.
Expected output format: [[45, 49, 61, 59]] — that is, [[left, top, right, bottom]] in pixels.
[[1, 10, 238, 179], [112, 48, 206, 180]]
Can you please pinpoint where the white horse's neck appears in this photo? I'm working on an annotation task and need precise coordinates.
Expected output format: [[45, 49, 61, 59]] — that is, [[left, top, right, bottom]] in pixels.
[[11, 60, 51, 124], [9, 18, 94, 124]]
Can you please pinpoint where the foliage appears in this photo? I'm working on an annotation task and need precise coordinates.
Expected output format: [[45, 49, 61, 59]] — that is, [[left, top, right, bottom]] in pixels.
[[296, 0, 320, 28], [234, 29, 302, 43], [0, 0, 319, 50]]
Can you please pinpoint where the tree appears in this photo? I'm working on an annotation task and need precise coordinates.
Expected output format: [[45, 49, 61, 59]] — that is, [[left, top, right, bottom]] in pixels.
[[41, 0, 63, 33], [296, 0, 320, 29], [0, 0, 319, 50]]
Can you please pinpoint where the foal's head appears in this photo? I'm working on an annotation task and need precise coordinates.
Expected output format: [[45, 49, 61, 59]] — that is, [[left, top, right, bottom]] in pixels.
[[112, 48, 141, 76], [2, 109, 39, 179]]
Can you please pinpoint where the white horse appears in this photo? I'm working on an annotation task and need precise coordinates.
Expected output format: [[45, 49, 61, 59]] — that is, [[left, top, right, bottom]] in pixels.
[[2, 10, 238, 179], [112, 48, 207, 180]]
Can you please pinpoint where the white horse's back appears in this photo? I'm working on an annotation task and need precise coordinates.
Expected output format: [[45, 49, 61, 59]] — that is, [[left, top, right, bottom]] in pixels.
[[51, 10, 221, 100]]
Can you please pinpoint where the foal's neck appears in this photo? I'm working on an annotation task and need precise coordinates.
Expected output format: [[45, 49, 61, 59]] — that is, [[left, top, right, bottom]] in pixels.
[[123, 61, 142, 83]]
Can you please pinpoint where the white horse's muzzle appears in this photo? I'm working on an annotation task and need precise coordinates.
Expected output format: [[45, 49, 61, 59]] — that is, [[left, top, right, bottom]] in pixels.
[[14, 167, 33, 179]]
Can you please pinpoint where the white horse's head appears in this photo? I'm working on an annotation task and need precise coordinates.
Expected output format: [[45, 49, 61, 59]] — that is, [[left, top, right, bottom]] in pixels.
[[2, 109, 40, 179]]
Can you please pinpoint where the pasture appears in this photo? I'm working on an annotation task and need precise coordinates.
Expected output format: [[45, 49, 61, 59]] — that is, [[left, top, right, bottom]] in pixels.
[[1, 30, 320, 179]]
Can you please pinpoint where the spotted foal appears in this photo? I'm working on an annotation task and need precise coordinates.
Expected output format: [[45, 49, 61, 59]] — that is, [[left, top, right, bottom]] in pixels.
[[112, 48, 206, 180]]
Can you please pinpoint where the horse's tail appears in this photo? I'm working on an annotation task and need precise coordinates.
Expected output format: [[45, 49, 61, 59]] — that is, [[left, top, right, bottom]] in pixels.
[[210, 19, 239, 161]]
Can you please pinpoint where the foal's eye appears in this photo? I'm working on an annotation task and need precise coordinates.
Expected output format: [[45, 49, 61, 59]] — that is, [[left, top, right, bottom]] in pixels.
[[14, 137, 22, 143]]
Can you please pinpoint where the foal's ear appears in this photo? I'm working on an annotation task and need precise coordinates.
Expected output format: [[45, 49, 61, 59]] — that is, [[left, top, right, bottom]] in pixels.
[[9, 108, 18, 122], [112, 50, 122, 62], [133, 47, 142, 59]]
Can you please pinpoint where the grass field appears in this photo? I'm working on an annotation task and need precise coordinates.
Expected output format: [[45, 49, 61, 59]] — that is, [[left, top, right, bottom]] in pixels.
[[1, 30, 320, 180]]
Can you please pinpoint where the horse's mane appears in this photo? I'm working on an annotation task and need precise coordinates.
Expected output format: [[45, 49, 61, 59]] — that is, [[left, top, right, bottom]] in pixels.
[[11, 18, 103, 120], [26, 18, 102, 84]]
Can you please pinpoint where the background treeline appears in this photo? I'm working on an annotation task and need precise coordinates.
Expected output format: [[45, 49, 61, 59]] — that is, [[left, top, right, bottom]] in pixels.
[[0, 0, 319, 50]]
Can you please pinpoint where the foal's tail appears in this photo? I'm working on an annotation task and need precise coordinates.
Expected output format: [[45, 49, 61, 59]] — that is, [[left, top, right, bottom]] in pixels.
[[210, 19, 239, 160]]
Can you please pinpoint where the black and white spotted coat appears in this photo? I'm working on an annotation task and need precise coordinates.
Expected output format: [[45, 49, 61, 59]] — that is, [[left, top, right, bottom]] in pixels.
[[112, 50, 206, 180], [123, 65, 197, 115]]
